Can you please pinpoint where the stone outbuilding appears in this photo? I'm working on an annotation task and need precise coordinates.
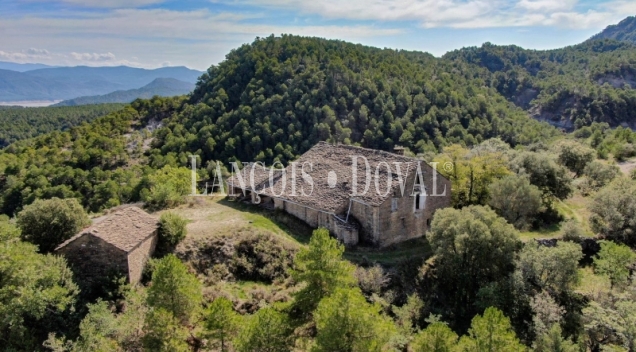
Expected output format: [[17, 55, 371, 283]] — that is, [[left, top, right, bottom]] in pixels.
[[228, 142, 451, 247], [55, 207, 159, 284]]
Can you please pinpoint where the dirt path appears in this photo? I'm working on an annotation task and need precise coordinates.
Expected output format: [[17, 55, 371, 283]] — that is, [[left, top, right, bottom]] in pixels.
[[618, 158, 636, 176]]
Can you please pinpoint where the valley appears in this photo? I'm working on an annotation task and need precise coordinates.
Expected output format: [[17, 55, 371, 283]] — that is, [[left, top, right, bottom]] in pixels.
[[4, 15, 636, 352]]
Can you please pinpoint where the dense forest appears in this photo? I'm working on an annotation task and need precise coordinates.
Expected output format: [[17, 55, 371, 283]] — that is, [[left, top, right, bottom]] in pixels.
[[0, 103, 125, 147], [3, 31, 636, 351], [590, 16, 636, 45], [157, 35, 557, 167], [445, 39, 636, 129]]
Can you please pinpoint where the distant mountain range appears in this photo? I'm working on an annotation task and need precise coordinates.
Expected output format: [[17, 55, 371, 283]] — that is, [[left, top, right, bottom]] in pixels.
[[0, 65, 202, 102], [0, 61, 56, 72], [53, 78, 195, 106], [589, 16, 636, 44]]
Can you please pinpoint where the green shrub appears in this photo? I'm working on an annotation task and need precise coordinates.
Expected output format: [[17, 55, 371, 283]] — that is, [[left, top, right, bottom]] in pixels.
[[230, 233, 296, 283], [594, 241, 636, 287], [158, 212, 188, 248], [16, 197, 91, 252], [583, 161, 620, 191], [560, 220, 585, 242]]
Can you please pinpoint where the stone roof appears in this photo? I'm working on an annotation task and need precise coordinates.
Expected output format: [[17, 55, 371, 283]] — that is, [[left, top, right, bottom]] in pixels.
[[56, 207, 159, 253], [227, 163, 278, 191], [238, 142, 435, 214]]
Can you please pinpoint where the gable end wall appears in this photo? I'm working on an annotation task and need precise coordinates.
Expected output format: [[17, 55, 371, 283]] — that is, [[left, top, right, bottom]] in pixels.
[[127, 231, 158, 284]]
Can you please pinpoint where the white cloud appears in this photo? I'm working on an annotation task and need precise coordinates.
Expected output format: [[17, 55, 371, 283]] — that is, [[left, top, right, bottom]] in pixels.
[[70, 52, 116, 61], [26, 47, 50, 55], [516, 0, 577, 12], [227, 0, 628, 29], [0, 48, 52, 62], [60, 0, 166, 8], [0, 8, 403, 69]]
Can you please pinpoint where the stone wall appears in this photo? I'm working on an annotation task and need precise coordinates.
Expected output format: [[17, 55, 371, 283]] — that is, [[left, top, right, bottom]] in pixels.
[[348, 200, 377, 245], [127, 231, 158, 284], [57, 234, 128, 285], [376, 162, 451, 247], [276, 198, 359, 246], [270, 161, 451, 248]]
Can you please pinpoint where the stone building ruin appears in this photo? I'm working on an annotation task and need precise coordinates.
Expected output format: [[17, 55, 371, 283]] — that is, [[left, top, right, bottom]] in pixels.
[[228, 142, 451, 247]]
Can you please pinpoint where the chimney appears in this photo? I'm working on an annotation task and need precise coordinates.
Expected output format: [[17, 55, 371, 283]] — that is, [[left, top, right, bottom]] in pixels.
[[393, 146, 405, 156]]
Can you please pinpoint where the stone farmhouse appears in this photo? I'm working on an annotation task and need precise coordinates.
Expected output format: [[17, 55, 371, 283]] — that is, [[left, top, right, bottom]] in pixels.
[[55, 207, 159, 284], [228, 142, 451, 247]]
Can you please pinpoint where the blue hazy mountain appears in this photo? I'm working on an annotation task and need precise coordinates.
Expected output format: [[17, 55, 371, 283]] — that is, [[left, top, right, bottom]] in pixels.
[[54, 78, 195, 106], [0, 65, 202, 102], [0, 61, 56, 72]]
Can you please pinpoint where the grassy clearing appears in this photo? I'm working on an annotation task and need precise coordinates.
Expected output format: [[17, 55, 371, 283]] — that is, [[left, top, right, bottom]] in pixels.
[[344, 237, 432, 267], [163, 196, 313, 247], [519, 223, 561, 241], [166, 196, 432, 268], [519, 193, 595, 241]]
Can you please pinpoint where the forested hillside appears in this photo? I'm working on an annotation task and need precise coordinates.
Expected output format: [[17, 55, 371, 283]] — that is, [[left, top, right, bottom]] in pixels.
[[590, 16, 636, 44], [154, 35, 556, 167], [445, 40, 636, 130], [0, 103, 125, 146], [5, 34, 636, 352], [0, 36, 561, 217]]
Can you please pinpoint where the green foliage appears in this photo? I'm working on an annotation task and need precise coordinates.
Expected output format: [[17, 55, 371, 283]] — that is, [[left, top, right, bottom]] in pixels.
[[445, 40, 636, 129], [590, 178, 636, 245], [581, 160, 620, 192], [509, 150, 573, 201], [0, 221, 78, 350], [426, 206, 521, 330], [0, 97, 182, 216], [142, 308, 190, 352], [554, 140, 596, 176], [595, 241, 636, 287], [561, 219, 586, 242], [457, 307, 525, 352], [142, 166, 192, 210], [151, 35, 557, 168], [291, 228, 355, 316], [434, 144, 511, 207], [230, 232, 296, 282], [61, 300, 120, 352], [533, 324, 579, 352], [410, 322, 459, 352], [591, 16, 636, 44], [16, 197, 90, 252], [313, 287, 397, 352], [234, 307, 292, 352], [158, 212, 188, 247], [0, 104, 125, 147], [147, 254, 202, 324], [488, 174, 544, 229], [517, 242, 583, 294], [392, 294, 424, 335], [205, 297, 240, 352], [583, 297, 636, 351]]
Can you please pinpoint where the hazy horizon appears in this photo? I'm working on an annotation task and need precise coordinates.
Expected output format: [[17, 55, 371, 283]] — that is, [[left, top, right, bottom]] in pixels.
[[2, 0, 635, 70]]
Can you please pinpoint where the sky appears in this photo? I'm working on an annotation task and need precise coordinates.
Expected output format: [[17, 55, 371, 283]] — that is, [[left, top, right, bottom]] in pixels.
[[0, 0, 635, 70]]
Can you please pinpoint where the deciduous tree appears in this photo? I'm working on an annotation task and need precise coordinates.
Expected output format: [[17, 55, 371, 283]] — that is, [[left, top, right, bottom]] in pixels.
[[16, 197, 90, 252]]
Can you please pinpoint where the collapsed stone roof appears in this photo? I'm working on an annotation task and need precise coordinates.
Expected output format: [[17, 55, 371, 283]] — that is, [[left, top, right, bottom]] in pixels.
[[229, 142, 437, 214], [227, 162, 280, 191], [56, 207, 159, 253]]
